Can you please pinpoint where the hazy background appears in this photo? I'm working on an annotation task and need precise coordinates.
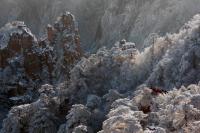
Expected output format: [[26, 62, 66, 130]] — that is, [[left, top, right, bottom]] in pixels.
[[1, 0, 200, 51]]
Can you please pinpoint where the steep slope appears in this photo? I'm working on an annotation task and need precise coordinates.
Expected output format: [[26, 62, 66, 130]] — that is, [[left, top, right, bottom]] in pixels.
[[145, 14, 200, 89], [1, 13, 200, 132], [96, 0, 200, 50], [1, 0, 200, 51]]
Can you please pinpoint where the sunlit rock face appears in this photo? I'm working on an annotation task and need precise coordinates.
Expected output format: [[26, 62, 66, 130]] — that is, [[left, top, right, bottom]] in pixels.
[[0, 21, 40, 98], [0, 21, 37, 68]]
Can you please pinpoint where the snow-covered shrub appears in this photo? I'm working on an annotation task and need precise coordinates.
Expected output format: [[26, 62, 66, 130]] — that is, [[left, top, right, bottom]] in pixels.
[[29, 108, 59, 133], [57, 104, 92, 133], [100, 83, 200, 133], [0, 84, 60, 133]]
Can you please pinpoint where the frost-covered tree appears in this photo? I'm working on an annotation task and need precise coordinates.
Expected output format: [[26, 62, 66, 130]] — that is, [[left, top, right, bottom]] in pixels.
[[29, 108, 59, 133], [58, 104, 93, 133], [0, 84, 60, 133], [100, 83, 200, 133]]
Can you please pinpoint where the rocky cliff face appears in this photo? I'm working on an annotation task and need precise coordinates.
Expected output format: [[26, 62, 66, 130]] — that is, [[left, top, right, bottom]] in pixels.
[[0, 12, 82, 106], [0, 21, 40, 98], [40, 12, 82, 83]]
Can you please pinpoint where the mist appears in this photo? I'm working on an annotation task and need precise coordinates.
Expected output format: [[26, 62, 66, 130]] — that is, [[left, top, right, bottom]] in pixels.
[[1, 0, 200, 51]]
